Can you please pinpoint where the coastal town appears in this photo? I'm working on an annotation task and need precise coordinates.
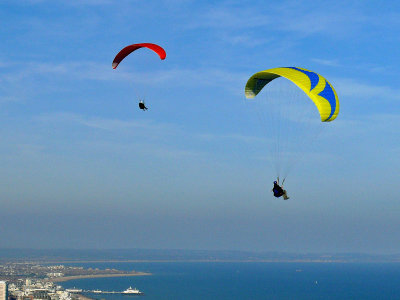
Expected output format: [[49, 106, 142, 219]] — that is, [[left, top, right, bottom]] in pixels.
[[0, 263, 149, 300]]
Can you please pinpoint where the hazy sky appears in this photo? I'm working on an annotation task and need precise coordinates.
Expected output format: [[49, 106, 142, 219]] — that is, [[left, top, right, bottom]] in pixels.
[[0, 0, 399, 253]]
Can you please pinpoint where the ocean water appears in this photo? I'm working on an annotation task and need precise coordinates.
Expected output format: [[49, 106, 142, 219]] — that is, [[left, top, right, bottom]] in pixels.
[[61, 262, 400, 300]]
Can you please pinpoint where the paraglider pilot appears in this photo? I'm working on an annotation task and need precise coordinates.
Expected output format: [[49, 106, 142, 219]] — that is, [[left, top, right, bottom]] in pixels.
[[139, 100, 148, 111], [272, 178, 289, 200]]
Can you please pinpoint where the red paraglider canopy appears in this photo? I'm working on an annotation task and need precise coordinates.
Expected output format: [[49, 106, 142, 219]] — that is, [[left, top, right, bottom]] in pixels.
[[112, 43, 166, 69]]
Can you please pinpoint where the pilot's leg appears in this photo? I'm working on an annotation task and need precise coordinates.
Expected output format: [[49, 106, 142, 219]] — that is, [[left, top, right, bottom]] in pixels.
[[282, 190, 289, 200]]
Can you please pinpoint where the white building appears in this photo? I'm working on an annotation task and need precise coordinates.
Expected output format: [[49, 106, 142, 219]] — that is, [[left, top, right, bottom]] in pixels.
[[0, 281, 8, 300]]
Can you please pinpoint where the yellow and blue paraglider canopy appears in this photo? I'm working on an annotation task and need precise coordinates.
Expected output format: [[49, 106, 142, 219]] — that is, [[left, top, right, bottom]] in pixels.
[[245, 67, 339, 122]]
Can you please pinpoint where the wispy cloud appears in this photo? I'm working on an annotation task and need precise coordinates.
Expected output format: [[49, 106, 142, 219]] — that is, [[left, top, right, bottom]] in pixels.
[[1, 61, 248, 96], [219, 33, 273, 48], [13, 0, 113, 5], [186, 1, 368, 38], [198, 133, 267, 144], [34, 111, 269, 147], [0, 96, 21, 104], [333, 78, 400, 101], [311, 58, 341, 67], [34, 112, 181, 135], [1, 110, 209, 163], [198, 7, 270, 29]]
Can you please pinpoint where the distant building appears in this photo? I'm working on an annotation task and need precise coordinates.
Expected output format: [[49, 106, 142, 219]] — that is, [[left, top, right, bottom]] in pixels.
[[25, 279, 32, 287], [32, 290, 50, 300], [0, 281, 8, 300], [46, 273, 64, 278]]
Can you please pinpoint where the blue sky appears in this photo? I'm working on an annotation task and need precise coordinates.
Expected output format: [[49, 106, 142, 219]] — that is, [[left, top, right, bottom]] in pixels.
[[0, 0, 399, 253]]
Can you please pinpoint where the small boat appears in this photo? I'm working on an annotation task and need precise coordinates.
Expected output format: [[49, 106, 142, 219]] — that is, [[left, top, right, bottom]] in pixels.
[[122, 287, 143, 295], [93, 290, 102, 293]]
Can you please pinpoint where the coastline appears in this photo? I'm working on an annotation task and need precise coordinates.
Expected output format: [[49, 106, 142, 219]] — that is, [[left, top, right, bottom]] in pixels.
[[76, 295, 95, 300], [35, 259, 375, 264], [49, 272, 151, 282]]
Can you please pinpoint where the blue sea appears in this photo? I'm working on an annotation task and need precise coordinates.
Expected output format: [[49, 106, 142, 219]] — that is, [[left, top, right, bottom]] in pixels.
[[61, 262, 400, 300]]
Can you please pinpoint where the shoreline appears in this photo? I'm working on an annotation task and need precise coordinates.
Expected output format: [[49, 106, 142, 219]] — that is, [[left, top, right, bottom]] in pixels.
[[26, 259, 399, 264], [49, 272, 151, 282], [76, 295, 95, 300]]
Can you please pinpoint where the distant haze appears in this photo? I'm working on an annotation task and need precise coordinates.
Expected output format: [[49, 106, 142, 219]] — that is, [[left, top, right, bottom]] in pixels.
[[1, 249, 399, 263], [0, 0, 399, 254]]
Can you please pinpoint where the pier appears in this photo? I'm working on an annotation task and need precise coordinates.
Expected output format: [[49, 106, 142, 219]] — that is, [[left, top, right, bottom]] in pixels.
[[82, 288, 143, 295]]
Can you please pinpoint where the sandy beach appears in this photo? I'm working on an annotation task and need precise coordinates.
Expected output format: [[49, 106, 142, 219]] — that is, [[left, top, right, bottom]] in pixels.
[[49, 272, 151, 282], [76, 295, 95, 300]]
